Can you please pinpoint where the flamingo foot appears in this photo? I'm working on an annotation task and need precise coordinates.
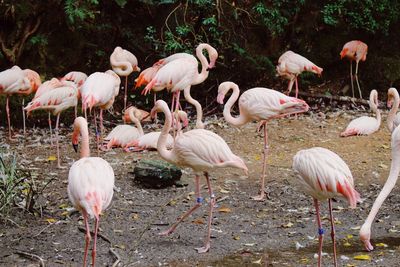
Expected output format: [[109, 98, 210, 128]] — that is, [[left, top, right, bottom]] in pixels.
[[195, 243, 210, 254], [142, 87, 151, 95], [158, 228, 175, 236], [251, 193, 265, 201]]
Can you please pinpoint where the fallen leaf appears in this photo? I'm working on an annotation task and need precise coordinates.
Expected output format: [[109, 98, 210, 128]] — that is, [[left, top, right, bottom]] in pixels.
[[244, 243, 256, 247], [218, 207, 231, 213], [347, 234, 354, 239], [375, 243, 388, 248], [61, 211, 69, 216], [282, 222, 294, 228], [114, 244, 125, 249], [252, 258, 262, 264], [192, 218, 205, 225], [220, 189, 230, 194], [254, 155, 261, 161], [47, 155, 57, 161], [353, 254, 371, 260], [46, 218, 57, 224], [351, 226, 361, 230], [343, 241, 352, 247], [299, 258, 309, 264], [59, 203, 68, 209], [113, 229, 123, 234], [168, 200, 177, 206], [131, 213, 139, 220], [233, 235, 240, 240]]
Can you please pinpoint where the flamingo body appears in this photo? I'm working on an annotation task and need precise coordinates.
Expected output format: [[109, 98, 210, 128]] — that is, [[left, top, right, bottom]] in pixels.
[[103, 125, 143, 150], [62, 71, 88, 90], [110, 46, 140, 76], [130, 132, 174, 151]]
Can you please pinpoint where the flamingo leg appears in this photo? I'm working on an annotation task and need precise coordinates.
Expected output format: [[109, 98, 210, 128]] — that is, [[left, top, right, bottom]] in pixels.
[[350, 61, 354, 98], [153, 93, 158, 124], [22, 98, 26, 137], [94, 110, 100, 155], [355, 61, 362, 99], [6, 96, 12, 140], [295, 76, 299, 99], [252, 124, 269, 201], [159, 174, 202, 236], [91, 216, 100, 267], [328, 199, 338, 267], [55, 113, 62, 168], [48, 112, 54, 146], [314, 198, 324, 267], [99, 109, 104, 137], [196, 172, 215, 253], [124, 76, 128, 111], [82, 211, 91, 267]]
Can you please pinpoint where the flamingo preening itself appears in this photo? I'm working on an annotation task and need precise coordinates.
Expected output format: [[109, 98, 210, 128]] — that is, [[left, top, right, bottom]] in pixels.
[[387, 87, 400, 132]]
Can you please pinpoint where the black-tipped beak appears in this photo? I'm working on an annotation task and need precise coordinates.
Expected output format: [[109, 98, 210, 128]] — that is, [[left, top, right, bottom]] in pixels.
[[73, 143, 78, 153]]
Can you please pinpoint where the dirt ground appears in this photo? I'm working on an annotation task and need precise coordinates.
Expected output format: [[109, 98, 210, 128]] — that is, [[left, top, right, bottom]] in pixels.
[[1, 106, 400, 267]]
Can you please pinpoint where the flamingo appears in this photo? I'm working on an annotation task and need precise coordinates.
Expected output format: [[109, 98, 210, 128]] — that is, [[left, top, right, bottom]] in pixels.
[[340, 89, 380, 137], [68, 117, 114, 266], [340, 40, 368, 98], [151, 100, 248, 253], [61, 71, 88, 91], [217, 81, 309, 200], [81, 70, 121, 140], [25, 82, 79, 168], [0, 66, 41, 139], [276, 50, 323, 98], [293, 147, 361, 267], [387, 87, 400, 132], [122, 106, 151, 123], [359, 120, 400, 251], [142, 43, 218, 129], [110, 46, 140, 111]]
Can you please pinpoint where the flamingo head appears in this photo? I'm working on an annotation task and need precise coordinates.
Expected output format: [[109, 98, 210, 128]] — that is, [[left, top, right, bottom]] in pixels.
[[217, 81, 237, 104], [387, 87, 398, 108], [72, 128, 80, 153], [359, 226, 374, 252], [198, 43, 218, 70], [340, 48, 349, 59], [24, 69, 42, 92], [175, 110, 189, 128]]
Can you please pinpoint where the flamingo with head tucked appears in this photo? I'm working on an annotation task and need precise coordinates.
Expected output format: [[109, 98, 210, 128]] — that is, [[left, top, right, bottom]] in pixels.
[[0, 66, 41, 139], [340, 40, 368, 98], [217, 81, 309, 200], [340, 90, 380, 137], [68, 117, 114, 266], [293, 147, 361, 267], [122, 106, 151, 123], [61, 71, 88, 91], [276, 51, 323, 98], [151, 100, 247, 253], [110, 46, 140, 110], [387, 87, 400, 132]]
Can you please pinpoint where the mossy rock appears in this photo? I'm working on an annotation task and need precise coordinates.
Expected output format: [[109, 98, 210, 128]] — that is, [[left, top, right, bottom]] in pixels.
[[133, 159, 182, 188]]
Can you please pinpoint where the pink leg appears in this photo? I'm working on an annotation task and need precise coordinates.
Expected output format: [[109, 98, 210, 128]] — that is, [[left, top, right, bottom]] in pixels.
[[124, 76, 128, 111], [350, 61, 354, 98], [196, 172, 215, 253], [252, 124, 268, 201], [99, 109, 104, 137], [91, 216, 100, 266], [159, 174, 202, 236], [94, 110, 100, 155], [22, 98, 26, 137], [6, 96, 12, 140], [295, 76, 299, 99], [55, 113, 62, 168], [153, 93, 158, 124], [314, 198, 324, 267], [82, 211, 91, 267], [328, 199, 338, 267], [48, 112, 54, 146]]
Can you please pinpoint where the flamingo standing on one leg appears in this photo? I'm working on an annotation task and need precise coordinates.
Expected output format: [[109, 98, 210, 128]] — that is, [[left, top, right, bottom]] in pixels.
[[387, 87, 400, 132], [217, 81, 309, 200], [68, 117, 114, 266], [360, 124, 400, 251], [25, 82, 79, 168], [293, 147, 361, 267], [340, 40, 368, 99], [110, 46, 140, 111], [142, 43, 218, 129], [276, 51, 323, 98], [151, 100, 248, 253], [340, 89, 381, 137], [0, 66, 41, 139]]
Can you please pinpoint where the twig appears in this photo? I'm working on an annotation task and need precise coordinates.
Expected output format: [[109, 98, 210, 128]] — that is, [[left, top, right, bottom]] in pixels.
[[15, 250, 45, 267], [216, 195, 229, 203], [298, 91, 369, 106], [78, 226, 111, 244], [110, 247, 121, 267]]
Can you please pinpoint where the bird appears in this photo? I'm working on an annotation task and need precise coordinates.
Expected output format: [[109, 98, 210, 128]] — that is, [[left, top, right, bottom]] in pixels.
[[61, 71, 88, 91], [25, 81, 79, 168], [386, 87, 400, 132], [340, 89, 380, 137], [122, 106, 151, 123], [0, 66, 41, 139], [81, 70, 121, 142], [110, 46, 140, 111], [217, 81, 309, 200], [68, 117, 114, 266], [141, 43, 218, 129], [293, 147, 361, 267], [276, 50, 323, 99], [151, 100, 248, 253], [340, 40, 368, 99], [359, 124, 400, 251]]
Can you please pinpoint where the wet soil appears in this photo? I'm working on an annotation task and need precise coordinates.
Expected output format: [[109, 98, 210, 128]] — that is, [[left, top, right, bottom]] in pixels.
[[1, 108, 400, 267]]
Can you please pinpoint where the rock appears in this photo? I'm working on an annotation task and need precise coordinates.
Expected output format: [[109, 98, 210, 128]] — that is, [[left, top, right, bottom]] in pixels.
[[133, 159, 182, 188]]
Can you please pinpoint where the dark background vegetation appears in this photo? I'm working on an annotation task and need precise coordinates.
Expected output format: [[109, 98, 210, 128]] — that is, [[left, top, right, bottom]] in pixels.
[[1, 0, 400, 123]]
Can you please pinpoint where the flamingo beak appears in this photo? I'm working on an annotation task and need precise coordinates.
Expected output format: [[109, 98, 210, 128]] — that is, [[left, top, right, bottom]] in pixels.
[[73, 143, 78, 153]]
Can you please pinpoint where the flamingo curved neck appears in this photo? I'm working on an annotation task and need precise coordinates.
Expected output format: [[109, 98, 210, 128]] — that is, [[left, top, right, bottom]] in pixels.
[[157, 103, 176, 161], [388, 89, 399, 132], [129, 109, 144, 135], [192, 45, 210, 85], [76, 120, 90, 158], [223, 84, 249, 127], [183, 87, 204, 129]]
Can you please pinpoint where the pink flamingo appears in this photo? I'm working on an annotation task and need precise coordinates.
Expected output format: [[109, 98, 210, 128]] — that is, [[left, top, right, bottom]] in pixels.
[[110, 46, 140, 110], [340, 90, 380, 137], [293, 147, 361, 267], [359, 122, 400, 251], [122, 106, 151, 123], [276, 51, 323, 98], [142, 43, 218, 129], [0, 66, 41, 139], [68, 117, 114, 266], [25, 82, 79, 168], [81, 70, 121, 139], [151, 100, 248, 253], [217, 81, 309, 200], [340, 40, 368, 98], [61, 71, 88, 91], [387, 87, 400, 132]]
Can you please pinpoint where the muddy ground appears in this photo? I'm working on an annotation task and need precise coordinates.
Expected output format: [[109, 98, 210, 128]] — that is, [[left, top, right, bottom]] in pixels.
[[1, 106, 400, 267]]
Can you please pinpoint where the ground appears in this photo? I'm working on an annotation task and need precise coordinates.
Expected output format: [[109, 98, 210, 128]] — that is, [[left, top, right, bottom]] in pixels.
[[1, 106, 400, 267]]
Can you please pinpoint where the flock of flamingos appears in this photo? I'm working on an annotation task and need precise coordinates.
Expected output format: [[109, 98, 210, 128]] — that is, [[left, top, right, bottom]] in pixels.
[[0, 39, 397, 266]]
